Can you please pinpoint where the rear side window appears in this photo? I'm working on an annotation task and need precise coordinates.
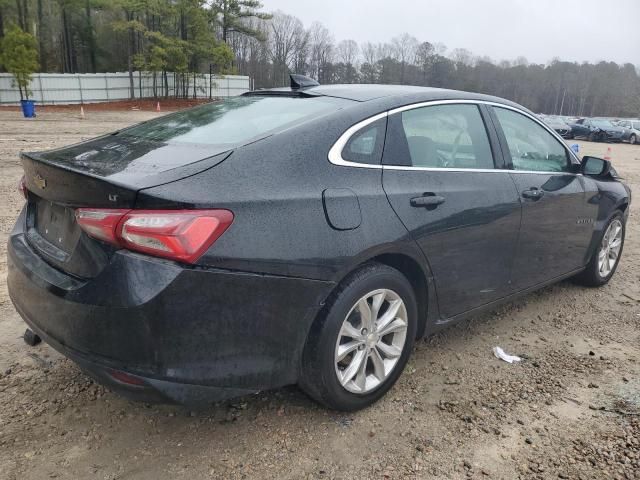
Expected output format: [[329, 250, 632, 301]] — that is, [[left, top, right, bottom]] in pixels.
[[341, 118, 386, 165], [493, 107, 570, 173], [117, 95, 353, 146], [383, 104, 495, 169]]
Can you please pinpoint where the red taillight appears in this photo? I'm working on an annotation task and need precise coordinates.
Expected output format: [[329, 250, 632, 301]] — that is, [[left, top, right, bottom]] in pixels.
[[75, 208, 233, 264], [119, 210, 234, 263], [19, 175, 27, 199], [75, 209, 129, 244]]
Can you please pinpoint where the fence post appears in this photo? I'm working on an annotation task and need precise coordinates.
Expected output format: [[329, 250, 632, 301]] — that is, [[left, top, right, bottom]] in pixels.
[[104, 74, 110, 101], [38, 74, 44, 104], [77, 75, 84, 104]]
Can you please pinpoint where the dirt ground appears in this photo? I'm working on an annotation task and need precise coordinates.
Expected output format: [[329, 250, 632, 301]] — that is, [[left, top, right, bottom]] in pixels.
[[0, 110, 638, 480]]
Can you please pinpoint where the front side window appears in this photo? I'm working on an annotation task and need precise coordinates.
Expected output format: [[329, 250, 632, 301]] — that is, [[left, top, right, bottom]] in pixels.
[[384, 104, 495, 169], [493, 107, 570, 173]]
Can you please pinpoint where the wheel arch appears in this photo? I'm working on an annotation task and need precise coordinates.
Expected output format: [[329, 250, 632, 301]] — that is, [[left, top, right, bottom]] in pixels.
[[370, 253, 430, 339], [318, 248, 433, 341]]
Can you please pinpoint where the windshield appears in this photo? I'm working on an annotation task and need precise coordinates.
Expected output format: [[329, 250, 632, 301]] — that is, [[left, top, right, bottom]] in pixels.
[[117, 95, 354, 146], [591, 119, 615, 128]]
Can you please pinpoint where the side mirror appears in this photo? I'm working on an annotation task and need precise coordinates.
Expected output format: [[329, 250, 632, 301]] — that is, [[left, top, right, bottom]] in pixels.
[[581, 156, 612, 177]]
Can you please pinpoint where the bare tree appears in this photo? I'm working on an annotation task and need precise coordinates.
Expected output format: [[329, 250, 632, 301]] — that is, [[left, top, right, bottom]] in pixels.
[[451, 48, 474, 67], [391, 33, 418, 82], [415, 41, 434, 84], [336, 39, 358, 83], [267, 11, 308, 86], [307, 21, 333, 82], [360, 41, 379, 83], [337, 39, 358, 65]]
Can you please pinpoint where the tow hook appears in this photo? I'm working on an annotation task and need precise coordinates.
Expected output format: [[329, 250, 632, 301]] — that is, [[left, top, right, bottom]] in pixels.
[[23, 328, 41, 347]]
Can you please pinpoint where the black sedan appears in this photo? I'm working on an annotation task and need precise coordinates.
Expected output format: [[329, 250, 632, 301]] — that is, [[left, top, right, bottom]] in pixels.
[[7, 77, 631, 411], [540, 115, 573, 139], [569, 118, 626, 142]]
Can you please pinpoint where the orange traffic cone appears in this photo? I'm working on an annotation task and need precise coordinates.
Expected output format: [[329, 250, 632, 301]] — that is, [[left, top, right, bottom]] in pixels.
[[604, 147, 612, 161], [80, 106, 85, 119], [156, 101, 161, 112]]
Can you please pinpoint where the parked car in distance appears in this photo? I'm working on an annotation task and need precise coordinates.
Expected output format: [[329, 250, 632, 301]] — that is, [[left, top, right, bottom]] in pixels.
[[616, 119, 640, 145], [569, 118, 625, 142], [7, 76, 631, 411], [540, 115, 574, 139]]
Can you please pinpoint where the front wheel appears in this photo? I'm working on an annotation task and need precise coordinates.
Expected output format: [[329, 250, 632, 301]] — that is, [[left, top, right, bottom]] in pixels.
[[573, 213, 625, 287], [630, 134, 637, 145], [299, 263, 417, 411]]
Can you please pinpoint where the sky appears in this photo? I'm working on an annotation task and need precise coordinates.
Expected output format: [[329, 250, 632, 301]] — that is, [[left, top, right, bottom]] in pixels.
[[260, 0, 640, 66]]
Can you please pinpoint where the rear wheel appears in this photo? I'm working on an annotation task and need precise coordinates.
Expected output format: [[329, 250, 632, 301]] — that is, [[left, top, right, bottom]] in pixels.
[[630, 134, 637, 145], [299, 263, 417, 411], [573, 213, 625, 287]]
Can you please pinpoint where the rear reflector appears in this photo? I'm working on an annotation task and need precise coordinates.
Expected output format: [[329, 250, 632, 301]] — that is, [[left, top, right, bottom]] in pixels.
[[75, 208, 233, 264], [107, 370, 147, 386]]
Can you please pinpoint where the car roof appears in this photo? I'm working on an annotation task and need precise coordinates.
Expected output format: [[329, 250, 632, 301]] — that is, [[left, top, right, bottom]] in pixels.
[[252, 83, 522, 107]]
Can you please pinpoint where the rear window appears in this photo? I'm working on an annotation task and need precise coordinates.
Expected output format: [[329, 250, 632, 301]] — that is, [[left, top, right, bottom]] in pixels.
[[117, 95, 353, 146]]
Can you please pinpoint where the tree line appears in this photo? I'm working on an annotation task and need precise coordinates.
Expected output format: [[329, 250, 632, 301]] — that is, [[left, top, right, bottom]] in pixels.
[[0, 1, 638, 117]]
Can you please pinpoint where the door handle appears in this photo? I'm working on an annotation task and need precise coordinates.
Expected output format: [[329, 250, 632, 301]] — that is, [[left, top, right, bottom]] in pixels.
[[410, 195, 445, 208], [522, 188, 544, 201]]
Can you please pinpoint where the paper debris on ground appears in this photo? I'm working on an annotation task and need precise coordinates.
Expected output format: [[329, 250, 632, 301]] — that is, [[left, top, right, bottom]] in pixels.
[[493, 346, 522, 364]]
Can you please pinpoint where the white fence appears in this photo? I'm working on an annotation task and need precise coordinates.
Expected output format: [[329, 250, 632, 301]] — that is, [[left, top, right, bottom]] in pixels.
[[0, 72, 251, 105]]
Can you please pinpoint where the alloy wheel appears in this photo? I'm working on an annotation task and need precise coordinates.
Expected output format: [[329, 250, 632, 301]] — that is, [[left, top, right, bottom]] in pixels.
[[334, 289, 408, 394], [598, 219, 623, 278]]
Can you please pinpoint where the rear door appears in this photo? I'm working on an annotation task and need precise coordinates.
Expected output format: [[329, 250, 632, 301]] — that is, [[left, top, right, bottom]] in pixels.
[[490, 106, 590, 289], [381, 102, 522, 319]]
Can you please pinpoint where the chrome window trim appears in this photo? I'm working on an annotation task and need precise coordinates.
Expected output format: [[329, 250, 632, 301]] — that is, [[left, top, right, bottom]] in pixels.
[[383, 164, 579, 176], [327, 98, 580, 171], [327, 111, 387, 169]]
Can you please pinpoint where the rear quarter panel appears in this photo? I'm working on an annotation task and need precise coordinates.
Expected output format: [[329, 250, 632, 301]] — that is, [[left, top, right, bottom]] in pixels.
[[135, 107, 423, 284]]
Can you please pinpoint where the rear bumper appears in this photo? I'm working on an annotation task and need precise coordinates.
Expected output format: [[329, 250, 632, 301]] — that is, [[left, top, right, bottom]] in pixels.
[[7, 220, 334, 406]]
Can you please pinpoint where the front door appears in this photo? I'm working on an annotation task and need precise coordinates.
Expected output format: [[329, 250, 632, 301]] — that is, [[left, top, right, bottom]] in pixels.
[[490, 106, 590, 289], [382, 103, 522, 319]]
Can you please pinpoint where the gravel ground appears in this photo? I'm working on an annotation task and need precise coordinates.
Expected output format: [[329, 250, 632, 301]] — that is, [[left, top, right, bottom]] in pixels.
[[0, 110, 639, 480]]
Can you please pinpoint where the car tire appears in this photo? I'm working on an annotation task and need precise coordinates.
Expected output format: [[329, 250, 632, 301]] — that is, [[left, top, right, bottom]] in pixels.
[[573, 212, 625, 287], [588, 132, 597, 142], [299, 263, 417, 411], [630, 134, 637, 145]]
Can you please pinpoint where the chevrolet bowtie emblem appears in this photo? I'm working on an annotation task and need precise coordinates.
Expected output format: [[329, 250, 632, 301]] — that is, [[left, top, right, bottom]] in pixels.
[[34, 174, 46, 189]]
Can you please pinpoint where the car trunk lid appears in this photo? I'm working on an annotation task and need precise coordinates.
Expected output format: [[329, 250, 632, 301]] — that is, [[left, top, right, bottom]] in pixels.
[[20, 137, 231, 278]]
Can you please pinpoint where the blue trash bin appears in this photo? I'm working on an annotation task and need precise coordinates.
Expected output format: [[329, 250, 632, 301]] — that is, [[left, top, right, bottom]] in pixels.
[[20, 100, 36, 118]]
